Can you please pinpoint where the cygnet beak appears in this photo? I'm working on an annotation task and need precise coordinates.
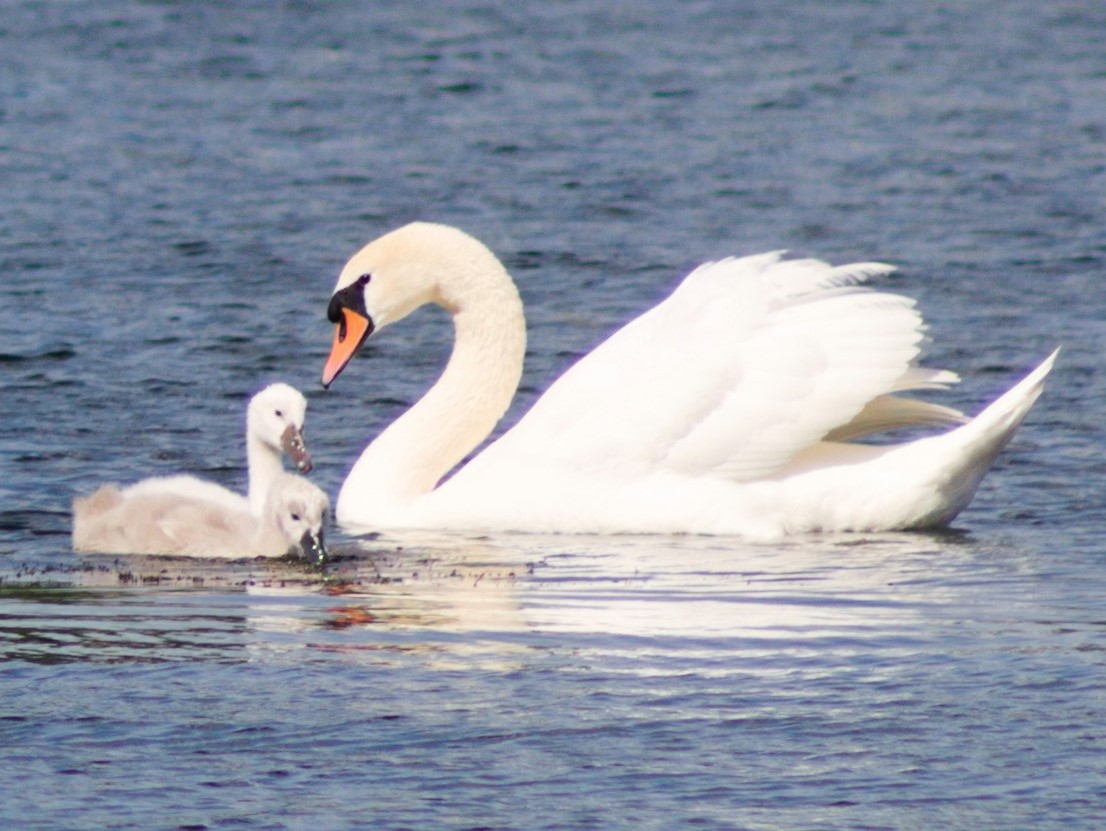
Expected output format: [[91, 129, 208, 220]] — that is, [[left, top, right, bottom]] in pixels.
[[298, 528, 328, 567], [281, 425, 313, 474]]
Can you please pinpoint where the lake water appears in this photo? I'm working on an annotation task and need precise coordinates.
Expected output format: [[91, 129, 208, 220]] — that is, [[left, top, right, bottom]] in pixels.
[[2, 1, 1105, 829]]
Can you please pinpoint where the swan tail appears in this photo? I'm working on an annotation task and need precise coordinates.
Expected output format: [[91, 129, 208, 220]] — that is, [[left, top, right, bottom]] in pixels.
[[904, 349, 1058, 528], [72, 485, 125, 551], [958, 349, 1058, 456], [73, 485, 124, 516]]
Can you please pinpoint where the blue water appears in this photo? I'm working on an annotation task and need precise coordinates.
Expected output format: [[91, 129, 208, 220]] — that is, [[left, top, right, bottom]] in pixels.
[[2, 1, 1105, 829]]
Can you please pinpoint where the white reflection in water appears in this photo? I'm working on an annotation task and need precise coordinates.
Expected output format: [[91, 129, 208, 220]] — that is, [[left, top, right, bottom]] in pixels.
[[293, 529, 969, 641], [2, 528, 987, 667]]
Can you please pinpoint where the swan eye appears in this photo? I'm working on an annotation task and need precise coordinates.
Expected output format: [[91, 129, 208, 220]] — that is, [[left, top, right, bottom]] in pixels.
[[274, 409, 283, 418], [290, 512, 301, 522], [358, 274, 371, 286]]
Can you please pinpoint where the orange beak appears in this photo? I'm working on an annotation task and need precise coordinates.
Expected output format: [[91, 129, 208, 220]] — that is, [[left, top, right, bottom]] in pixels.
[[322, 308, 372, 388]]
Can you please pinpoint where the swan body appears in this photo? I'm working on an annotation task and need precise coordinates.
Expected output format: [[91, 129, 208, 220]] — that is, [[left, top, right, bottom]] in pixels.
[[123, 383, 313, 517], [72, 472, 329, 562], [322, 222, 1056, 537]]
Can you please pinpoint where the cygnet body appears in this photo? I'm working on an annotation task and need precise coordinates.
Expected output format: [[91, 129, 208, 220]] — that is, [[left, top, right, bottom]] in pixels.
[[73, 472, 329, 562]]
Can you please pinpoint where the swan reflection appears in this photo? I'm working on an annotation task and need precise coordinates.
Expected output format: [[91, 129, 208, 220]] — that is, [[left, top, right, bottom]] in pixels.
[[3, 529, 979, 665]]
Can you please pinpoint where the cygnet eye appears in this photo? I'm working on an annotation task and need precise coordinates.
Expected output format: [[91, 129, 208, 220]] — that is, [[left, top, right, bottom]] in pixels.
[[290, 512, 301, 522], [275, 409, 284, 418]]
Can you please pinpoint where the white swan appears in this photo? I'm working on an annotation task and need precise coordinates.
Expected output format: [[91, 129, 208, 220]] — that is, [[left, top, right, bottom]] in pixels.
[[72, 472, 329, 562], [321, 222, 1057, 537], [123, 383, 312, 517]]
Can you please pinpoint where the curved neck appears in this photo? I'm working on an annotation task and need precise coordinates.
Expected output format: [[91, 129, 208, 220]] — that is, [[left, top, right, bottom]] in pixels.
[[246, 433, 283, 516], [338, 258, 526, 523]]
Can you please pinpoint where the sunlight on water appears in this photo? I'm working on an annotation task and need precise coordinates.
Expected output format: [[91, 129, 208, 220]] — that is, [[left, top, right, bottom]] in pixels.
[[0, 529, 1037, 667]]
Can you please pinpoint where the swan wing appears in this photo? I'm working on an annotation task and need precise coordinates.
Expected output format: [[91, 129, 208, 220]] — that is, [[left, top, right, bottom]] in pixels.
[[478, 252, 950, 482]]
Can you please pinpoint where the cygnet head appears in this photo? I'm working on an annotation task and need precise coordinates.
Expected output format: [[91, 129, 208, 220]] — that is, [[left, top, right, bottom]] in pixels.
[[248, 383, 313, 473], [266, 473, 330, 566]]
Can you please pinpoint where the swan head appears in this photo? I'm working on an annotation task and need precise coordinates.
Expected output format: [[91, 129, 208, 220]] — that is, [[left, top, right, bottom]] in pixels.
[[248, 383, 312, 473], [267, 473, 330, 566], [322, 222, 501, 387]]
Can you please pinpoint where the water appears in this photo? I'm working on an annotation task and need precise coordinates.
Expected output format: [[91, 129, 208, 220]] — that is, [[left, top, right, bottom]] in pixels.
[[2, 1, 1105, 828]]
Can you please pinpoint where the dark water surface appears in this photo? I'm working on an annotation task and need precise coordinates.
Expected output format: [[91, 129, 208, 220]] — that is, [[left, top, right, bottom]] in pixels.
[[2, 1, 1105, 829]]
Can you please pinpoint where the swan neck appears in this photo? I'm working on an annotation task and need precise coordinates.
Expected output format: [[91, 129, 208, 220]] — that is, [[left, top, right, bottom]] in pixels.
[[339, 254, 525, 522]]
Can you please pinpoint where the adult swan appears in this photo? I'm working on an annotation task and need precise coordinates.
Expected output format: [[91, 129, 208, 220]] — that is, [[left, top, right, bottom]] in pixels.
[[322, 222, 1056, 537]]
